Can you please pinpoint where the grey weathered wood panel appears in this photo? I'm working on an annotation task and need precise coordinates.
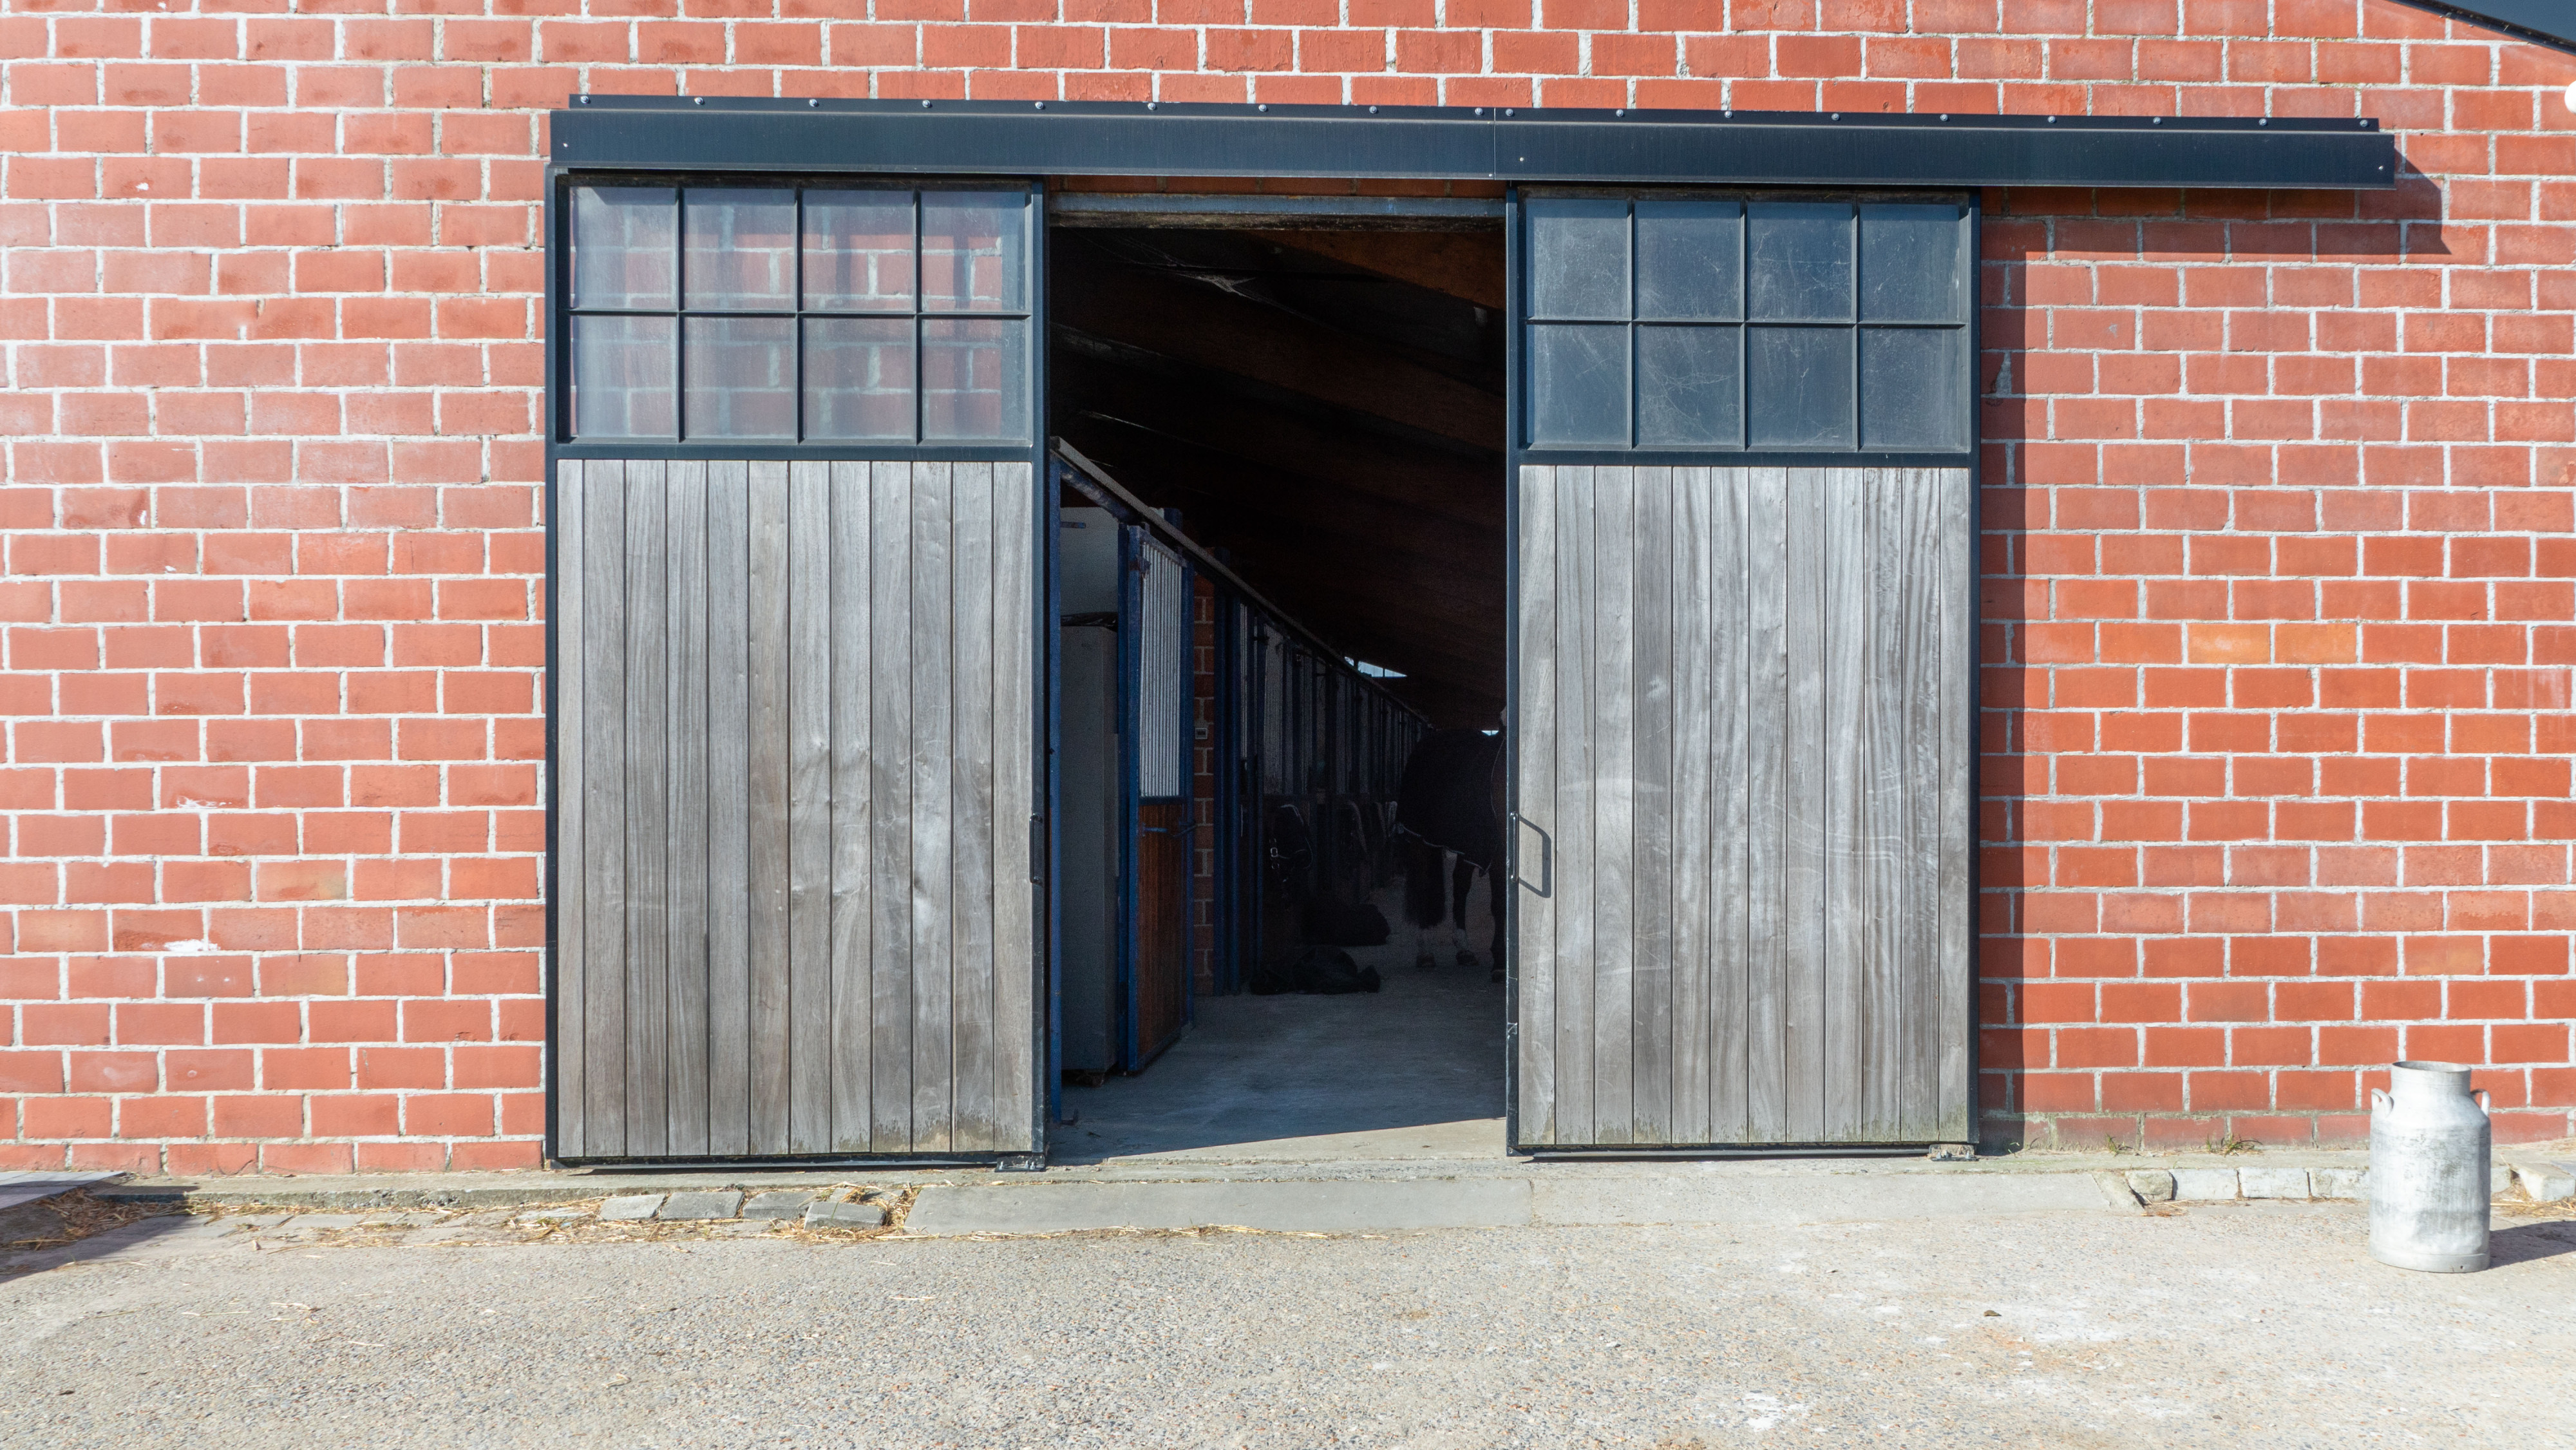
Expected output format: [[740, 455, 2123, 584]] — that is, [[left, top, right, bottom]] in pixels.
[[553, 458, 1041, 1159], [1513, 463, 1973, 1147], [663, 462, 712, 1158], [786, 461, 835, 1153], [704, 463, 753, 1155], [578, 463, 627, 1156], [746, 461, 793, 1153], [551, 463, 588, 1159]]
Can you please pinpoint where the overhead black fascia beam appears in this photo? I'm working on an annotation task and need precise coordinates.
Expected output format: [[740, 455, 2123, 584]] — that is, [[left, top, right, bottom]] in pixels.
[[2401, 0, 2575, 50], [551, 98, 2397, 191]]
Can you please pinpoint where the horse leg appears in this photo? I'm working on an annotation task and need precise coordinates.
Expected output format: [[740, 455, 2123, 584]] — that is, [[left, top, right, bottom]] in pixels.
[[1452, 854, 1479, 968], [1405, 840, 1440, 970]]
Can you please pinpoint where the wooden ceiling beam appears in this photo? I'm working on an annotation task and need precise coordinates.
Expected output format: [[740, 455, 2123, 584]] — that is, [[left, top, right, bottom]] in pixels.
[[1051, 245, 1504, 454], [1242, 229, 1508, 312], [1050, 344, 1503, 532]]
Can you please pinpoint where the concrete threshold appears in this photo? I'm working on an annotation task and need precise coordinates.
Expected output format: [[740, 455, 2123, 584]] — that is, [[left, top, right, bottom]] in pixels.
[[897, 1169, 2110, 1236], [80, 1138, 2571, 1234]]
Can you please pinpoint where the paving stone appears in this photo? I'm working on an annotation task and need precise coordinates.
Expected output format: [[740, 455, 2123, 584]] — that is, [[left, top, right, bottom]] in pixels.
[[2169, 1169, 2239, 1201], [600, 1194, 665, 1222], [2238, 1167, 2312, 1199], [805, 1199, 888, 1230], [520, 1207, 594, 1222], [2514, 1162, 2575, 1203], [2311, 1167, 2367, 1201], [657, 1190, 744, 1221], [741, 1190, 824, 1221], [278, 1214, 367, 1231], [2124, 1169, 2176, 1203]]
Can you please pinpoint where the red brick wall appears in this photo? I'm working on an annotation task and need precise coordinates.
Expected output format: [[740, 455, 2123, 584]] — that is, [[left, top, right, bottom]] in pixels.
[[1, 0, 2570, 1169]]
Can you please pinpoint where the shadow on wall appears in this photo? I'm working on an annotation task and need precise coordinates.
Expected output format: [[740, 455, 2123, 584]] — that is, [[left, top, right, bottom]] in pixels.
[[1961, 167, 2564, 1151]]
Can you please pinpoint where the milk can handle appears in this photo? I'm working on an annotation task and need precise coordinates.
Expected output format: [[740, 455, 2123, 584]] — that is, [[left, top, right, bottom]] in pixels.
[[2472, 1089, 2490, 1112], [2370, 1088, 2389, 1111]]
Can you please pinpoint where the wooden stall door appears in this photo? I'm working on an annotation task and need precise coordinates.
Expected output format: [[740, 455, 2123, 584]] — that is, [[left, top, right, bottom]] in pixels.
[[1122, 531, 1191, 1068], [1511, 464, 1973, 1147], [552, 459, 1041, 1160]]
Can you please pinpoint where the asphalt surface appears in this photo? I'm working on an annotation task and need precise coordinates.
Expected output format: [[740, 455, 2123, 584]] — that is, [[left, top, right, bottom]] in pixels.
[[4, 1201, 2573, 1448]]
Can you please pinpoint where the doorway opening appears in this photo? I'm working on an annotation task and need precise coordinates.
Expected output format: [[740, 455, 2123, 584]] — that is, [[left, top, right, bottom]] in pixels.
[[1046, 202, 1511, 1163]]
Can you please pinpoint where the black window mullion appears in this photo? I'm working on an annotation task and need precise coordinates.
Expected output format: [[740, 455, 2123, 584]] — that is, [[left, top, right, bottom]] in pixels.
[[1846, 200, 1861, 452], [1737, 202, 1749, 450], [673, 189, 689, 443], [912, 189, 926, 445], [1625, 200, 1638, 450], [793, 187, 806, 444]]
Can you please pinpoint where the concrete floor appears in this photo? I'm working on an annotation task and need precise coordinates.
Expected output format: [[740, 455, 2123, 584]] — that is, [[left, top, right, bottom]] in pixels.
[[1058, 878, 1507, 1165], [8, 1199, 2573, 1447]]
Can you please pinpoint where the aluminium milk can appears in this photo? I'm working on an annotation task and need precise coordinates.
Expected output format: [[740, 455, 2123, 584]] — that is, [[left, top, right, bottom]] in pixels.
[[2368, 1060, 2492, 1273]]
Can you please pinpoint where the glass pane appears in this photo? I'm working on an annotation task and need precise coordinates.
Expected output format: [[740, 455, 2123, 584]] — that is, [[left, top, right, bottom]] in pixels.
[[804, 190, 916, 311], [1859, 327, 1966, 450], [1747, 326, 1853, 449], [1527, 323, 1628, 446], [1861, 203, 1965, 323], [921, 193, 1025, 312], [683, 188, 795, 312], [572, 187, 676, 311], [803, 317, 915, 442], [1526, 198, 1629, 320], [1637, 325, 1741, 448], [1747, 202, 1852, 322], [570, 315, 676, 439], [683, 317, 794, 439], [922, 318, 1028, 441], [1634, 200, 1741, 321]]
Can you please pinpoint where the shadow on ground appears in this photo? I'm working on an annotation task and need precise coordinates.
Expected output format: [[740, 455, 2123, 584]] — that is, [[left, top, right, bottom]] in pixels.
[[2490, 1217, 2576, 1268]]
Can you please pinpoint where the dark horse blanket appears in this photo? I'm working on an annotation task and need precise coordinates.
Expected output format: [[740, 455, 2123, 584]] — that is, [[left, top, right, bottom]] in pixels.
[[1396, 728, 1506, 969]]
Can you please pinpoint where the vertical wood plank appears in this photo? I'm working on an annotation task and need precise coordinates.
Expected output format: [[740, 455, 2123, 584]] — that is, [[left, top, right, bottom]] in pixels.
[[1590, 466, 1636, 1145], [1775, 466, 1822, 1141], [663, 461, 711, 1158], [868, 461, 916, 1152], [703, 462, 753, 1155], [949, 463, 999, 1149], [1629, 464, 1674, 1146], [1668, 466, 1713, 1145], [1552, 465, 1595, 1146], [1893, 466, 1940, 1138], [1935, 466, 1976, 1141], [745, 460, 793, 1154], [909, 463, 956, 1152], [622, 461, 671, 1158], [578, 461, 627, 1158], [827, 460, 875, 1152], [1835, 466, 1890, 1141], [786, 461, 835, 1153], [1513, 464, 1558, 1145], [552, 462, 587, 1159], [989, 461, 1038, 1151], [1710, 466, 1755, 1141]]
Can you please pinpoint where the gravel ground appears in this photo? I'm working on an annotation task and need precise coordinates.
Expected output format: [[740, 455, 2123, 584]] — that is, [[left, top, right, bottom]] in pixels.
[[3, 1199, 2572, 1449]]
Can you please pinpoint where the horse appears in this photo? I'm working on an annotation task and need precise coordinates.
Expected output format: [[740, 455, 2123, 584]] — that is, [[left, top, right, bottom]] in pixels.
[[1395, 728, 1506, 979]]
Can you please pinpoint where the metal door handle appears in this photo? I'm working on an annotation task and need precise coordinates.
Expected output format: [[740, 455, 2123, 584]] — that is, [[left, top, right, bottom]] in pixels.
[[1508, 812, 1551, 897]]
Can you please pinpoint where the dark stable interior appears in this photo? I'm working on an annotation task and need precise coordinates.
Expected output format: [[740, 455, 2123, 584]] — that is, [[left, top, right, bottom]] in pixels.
[[1044, 220, 1514, 1152], [1048, 222, 1509, 730]]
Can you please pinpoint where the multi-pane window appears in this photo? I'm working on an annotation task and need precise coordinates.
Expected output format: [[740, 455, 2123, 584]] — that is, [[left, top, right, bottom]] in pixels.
[[566, 184, 1032, 444], [1524, 196, 1970, 453]]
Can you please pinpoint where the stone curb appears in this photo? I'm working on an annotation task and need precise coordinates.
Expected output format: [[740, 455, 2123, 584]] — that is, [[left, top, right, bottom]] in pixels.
[[77, 1150, 2571, 1223]]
